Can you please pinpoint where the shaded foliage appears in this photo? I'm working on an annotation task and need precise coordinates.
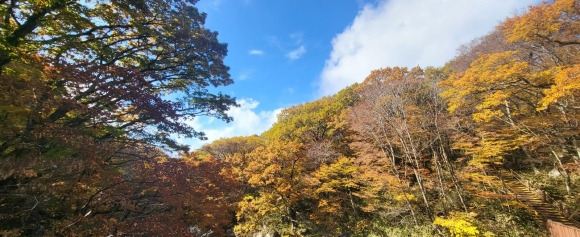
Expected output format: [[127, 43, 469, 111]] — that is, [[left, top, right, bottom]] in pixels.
[[0, 0, 238, 235]]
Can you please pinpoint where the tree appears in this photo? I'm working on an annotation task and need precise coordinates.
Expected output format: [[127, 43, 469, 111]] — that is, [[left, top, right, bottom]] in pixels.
[[0, 0, 237, 152], [305, 156, 390, 236], [0, 0, 237, 235], [200, 135, 265, 161], [138, 153, 241, 236], [263, 85, 358, 162], [234, 87, 364, 236], [235, 140, 306, 236], [440, 0, 580, 195], [350, 67, 438, 221]]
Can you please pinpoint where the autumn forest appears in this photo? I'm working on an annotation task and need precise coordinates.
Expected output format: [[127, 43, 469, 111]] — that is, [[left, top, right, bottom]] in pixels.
[[1, 0, 580, 236]]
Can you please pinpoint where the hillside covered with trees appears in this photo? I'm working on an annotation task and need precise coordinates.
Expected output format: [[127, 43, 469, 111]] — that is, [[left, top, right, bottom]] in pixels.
[[1, 0, 579, 236]]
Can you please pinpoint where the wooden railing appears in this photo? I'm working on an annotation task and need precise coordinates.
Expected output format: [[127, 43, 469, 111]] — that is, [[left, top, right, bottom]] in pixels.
[[505, 169, 567, 216], [495, 169, 580, 234], [548, 220, 580, 237]]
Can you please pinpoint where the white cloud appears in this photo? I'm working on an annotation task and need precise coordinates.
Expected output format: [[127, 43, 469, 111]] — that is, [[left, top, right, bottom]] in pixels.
[[185, 98, 282, 149], [249, 49, 264, 55], [286, 32, 306, 60], [318, 0, 538, 96], [287, 45, 306, 60], [239, 72, 250, 80], [238, 69, 254, 80], [289, 32, 304, 44]]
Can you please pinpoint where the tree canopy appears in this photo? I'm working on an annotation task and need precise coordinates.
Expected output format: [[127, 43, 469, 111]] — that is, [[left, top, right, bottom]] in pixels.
[[0, 0, 237, 151], [0, 0, 238, 235], [2, 0, 580, 236]]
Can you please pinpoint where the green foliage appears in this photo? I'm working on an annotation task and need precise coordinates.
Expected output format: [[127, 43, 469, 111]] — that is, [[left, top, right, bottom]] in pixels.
[[263, 85, 357, 153]]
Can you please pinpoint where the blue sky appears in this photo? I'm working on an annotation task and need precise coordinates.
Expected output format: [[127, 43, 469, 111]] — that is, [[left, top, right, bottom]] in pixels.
[[181, 0, 540, 150]]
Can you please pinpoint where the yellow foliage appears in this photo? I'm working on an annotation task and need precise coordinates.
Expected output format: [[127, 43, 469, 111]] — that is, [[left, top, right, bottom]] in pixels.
[[143, 162, 153, 169], [235, 192, 286, 236], [156, 156, 168, 164], [313, 157, 360, 195], [434, 212, 480, 237], [452, 132, 514, 168], [460, 173, 500, 187], [441, 51, 529, 115], [472, 109, 504, 123], [538, 65, 580, 110], [503, 0, 579, 44], [394, 193, 417, 202]]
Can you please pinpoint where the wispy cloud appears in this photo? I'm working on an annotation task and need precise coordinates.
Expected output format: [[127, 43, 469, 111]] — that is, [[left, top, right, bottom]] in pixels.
[[289, 32, 304, 44], [268, 33, 307, 60], [286, 45, 306, 60], [318, 0, 538, 96], [286, 32, 306, 60], [266, 36, 282, 50], [238, 72, 250, 81], [249, 49, 264, 55], [238, 69, 254, 80]]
